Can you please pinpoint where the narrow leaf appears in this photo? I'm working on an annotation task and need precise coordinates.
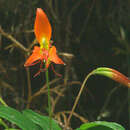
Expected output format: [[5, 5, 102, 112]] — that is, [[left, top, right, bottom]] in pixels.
[[22, 109, 62, 130], [0, 105, 40, 130], [76, 121, 125, 130]]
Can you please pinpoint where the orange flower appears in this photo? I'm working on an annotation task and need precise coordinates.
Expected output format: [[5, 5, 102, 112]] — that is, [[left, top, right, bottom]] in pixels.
[[24, 8, 65, 76], [24, 46, 64, 68], [34, 8, 52, 49], [24, 46, 47, 67], [46, 46, 65, 68], [24, 46, 65, 76]]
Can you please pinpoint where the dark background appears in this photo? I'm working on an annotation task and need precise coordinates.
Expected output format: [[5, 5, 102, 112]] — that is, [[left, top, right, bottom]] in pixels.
[[0, 0, 130, 129]]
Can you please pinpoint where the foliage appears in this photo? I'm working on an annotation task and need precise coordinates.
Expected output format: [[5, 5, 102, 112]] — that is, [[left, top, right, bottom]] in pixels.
[[0, 105, 125, 130], [76, 121, 125, 130], [0, 105, 61, 130]]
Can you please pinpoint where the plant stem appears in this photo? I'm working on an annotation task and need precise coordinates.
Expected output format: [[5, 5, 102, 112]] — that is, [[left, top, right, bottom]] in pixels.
[[0, 94, 8, 129], [127, 48, 130, 128], [0, 97, 8, 106], [45, 68, 52, 130], [67, 71, 93, 126], [0, 118, 8, 129]]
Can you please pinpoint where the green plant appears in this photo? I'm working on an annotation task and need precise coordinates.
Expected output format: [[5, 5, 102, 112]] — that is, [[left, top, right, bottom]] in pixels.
[[0, 66, 128, 129]]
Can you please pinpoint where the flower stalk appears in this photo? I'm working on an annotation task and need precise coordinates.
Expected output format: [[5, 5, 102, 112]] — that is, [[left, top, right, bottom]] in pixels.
[[24, 8, 65, 130], [67, 67, 130, 127], [45, 68, 52, 130]]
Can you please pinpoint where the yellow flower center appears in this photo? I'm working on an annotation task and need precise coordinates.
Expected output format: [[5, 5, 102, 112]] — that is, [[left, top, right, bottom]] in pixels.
[[40, 37, 49, 53]]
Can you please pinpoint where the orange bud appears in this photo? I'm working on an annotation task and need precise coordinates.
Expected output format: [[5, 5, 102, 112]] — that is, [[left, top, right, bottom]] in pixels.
[[93, 67, 130, 88]]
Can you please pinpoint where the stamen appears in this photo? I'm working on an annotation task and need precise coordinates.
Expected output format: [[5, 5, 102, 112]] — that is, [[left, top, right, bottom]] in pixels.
[[33, 61, 46, 77], [25, 59, 41, 67], [51, 64, 62, 77]]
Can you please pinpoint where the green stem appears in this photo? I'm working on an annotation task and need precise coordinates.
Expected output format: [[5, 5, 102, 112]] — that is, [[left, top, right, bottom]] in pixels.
[[0, 97, 8, 106], [127, 49, 130, 128], [67, 71, 94, 126], [0, 97, 8, 129], [45, 68, 52, 130], [0, 118, 8, 129]]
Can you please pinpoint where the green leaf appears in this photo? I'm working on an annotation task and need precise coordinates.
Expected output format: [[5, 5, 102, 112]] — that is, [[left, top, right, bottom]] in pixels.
[[75, 128, 80, 130], [0, 105, 40, 130], [22, 109, 62, 130], [76, 121, 125, 130], [4, 128, 19, 130]]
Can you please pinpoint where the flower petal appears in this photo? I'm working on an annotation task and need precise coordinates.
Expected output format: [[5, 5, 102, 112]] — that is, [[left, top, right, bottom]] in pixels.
[[93, 67, 130, 88], [49, 46, 65, 65], [24, 46, 43, 67], [34, 8, 52, 45]]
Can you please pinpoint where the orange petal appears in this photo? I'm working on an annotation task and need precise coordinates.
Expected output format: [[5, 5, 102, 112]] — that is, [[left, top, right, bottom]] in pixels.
[[49, 46, 65, 65], [34, 8, 52, 44], [24, 46, 43, 67]]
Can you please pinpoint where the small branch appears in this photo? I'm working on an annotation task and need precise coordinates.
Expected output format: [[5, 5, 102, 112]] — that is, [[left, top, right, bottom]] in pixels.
[[64, 0, 82, 20], [0, 26, 28, 52], [97, 87, 119, 120], [54, 0, 59, 16], [64, 1, 83, 50], [45, 0, 60, 23], [26, 67, 32, 109], [24, 29, 34, 33], [52, 81, 81, 113], [55, 111, 88, 130], [77, 0, 95, 42], [26, 78, 61, 108]]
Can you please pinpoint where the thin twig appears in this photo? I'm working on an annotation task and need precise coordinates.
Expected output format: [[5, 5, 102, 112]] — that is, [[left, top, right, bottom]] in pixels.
[[77, 0, 95, 42], [52, 81, 81, 113], [45, 0, 59, 22], [97, 87, 119, 120], [65, 0, 83, 20], [26, 78, 61, 108], [26, 67, 32, 109], [0, 26, 28, 52]]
